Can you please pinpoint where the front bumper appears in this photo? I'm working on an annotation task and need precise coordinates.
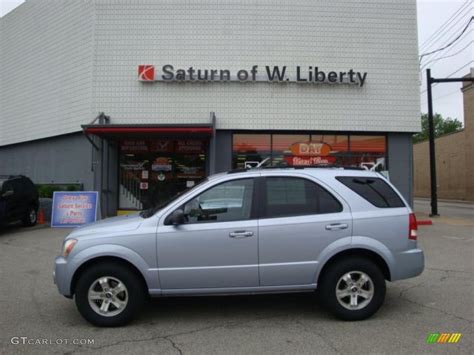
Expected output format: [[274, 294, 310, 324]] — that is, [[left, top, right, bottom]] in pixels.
[[54, 256, 73, 297], [391, 248, 424, 281]]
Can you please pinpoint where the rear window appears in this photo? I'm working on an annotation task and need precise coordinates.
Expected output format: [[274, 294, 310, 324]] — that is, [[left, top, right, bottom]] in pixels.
[[336, 176, 405, 208]]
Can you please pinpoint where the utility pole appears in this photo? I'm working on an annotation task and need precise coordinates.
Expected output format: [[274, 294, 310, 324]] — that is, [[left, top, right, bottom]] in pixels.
[[425, 69, 473, 216], [426, 69, 438, 216]]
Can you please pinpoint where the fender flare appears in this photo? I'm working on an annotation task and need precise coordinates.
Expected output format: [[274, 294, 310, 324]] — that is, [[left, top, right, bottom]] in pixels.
[[67, 244, 159, 294], [313, 236, 395, 284]]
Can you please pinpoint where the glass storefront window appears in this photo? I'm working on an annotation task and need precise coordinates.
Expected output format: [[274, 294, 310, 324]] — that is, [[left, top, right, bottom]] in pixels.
[[119, 134, 387, 212], [232, 134, 271, 169], [349, 135, 386, 171], [272, 134, 309, 167], [232, 133, 386, 171], [310, 134, 350, 166]]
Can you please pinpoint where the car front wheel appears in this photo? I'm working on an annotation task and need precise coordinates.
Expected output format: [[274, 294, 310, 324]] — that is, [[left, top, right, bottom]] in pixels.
[[318, 257, 386, 321], [74, 262, 146, 327]]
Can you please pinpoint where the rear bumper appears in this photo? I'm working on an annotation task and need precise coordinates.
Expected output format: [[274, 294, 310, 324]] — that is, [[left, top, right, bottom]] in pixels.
[[391, 248, 424, 281], [54, 256, 73, 297]]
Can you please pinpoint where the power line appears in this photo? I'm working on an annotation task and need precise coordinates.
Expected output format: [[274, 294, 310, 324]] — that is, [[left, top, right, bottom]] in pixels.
[[424, 28, 473, 67], [420, 16, 473, 62], [419, 0, 471, 52], [421, 39, 473, 69], [445, 60, 474, 78], [419, 9, 473, 84], [435, 88, 462, 101], [421, 13, 473, 69], [421, 87, 462, 103], [420, 60, 474, 96], [419, 16, 473, 63], [419, 20, 472, 94], [420, 6, 472, 54]]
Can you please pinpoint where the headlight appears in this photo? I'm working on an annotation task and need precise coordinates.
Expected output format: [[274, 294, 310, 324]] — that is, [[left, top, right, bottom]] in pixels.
[[62, 239, 77, 257]]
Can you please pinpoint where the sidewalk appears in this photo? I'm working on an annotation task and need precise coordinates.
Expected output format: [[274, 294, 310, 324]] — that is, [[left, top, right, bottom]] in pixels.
[[414, 198, 474, 226], [414, 197, 474, 206]]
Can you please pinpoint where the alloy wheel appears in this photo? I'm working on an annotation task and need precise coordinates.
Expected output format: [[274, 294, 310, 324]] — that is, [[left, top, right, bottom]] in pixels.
[[335, 271, 374, 310], [87, 276, 128, 317]]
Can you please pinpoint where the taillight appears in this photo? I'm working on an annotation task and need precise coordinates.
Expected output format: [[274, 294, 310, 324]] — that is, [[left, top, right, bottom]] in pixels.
[[409, 213, 418, 241]]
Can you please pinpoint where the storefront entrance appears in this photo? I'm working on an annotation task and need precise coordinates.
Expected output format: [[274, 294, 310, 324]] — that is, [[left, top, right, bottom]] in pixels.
[[82, 121, 215, 217], [119, 139, 207, 210]]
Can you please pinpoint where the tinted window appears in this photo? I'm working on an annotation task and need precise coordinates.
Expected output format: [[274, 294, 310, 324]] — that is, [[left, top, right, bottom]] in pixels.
[[263, 177, 342, 218], [181, 178, 254, 223], [336, 177, 405, 208]]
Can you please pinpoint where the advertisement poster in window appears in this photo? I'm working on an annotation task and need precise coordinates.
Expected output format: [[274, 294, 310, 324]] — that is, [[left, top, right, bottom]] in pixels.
[[285, 142, 336, 166], [151, 157, 172, 172]]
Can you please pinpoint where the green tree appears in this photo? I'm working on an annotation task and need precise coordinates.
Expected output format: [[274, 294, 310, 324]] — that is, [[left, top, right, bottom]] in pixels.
[[413, 113, 463, 143]]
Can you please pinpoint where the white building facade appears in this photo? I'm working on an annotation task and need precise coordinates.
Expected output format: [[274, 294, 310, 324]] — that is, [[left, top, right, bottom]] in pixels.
[[0, 0, 420, 216]]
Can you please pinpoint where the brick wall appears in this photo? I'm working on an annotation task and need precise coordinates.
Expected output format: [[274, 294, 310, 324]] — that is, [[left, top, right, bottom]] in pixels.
[[413, 71, 473, 201]]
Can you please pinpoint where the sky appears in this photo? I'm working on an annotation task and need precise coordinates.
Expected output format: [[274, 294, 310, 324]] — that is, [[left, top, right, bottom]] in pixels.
[[417, 0, 472, 124], [1, 0, 472, 124], [0, 0, 23, 17]]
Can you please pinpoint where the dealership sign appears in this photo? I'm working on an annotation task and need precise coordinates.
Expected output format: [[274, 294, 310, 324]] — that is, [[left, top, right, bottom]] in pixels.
[[138, 65, 367, 87], [51, 191, 98, 228]]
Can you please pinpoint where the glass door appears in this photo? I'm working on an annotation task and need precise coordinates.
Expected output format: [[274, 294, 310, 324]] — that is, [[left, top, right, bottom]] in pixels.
[[119, 139, 207, 210]]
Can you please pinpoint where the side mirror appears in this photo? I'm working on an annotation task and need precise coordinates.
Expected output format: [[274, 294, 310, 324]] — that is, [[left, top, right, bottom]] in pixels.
[[1, 190, 13, 198], [167, 209, 186, 226]]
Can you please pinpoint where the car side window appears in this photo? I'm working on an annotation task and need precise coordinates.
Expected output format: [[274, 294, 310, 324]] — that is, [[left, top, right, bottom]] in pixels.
[[263, 177, 342, 218], [180, 178, 254, 224]]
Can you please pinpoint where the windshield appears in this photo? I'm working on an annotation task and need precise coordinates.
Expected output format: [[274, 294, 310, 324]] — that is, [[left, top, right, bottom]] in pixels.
[[139, 178, 209, 218]]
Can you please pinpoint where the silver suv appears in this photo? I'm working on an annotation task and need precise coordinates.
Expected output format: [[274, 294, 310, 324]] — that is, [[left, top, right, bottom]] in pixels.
[[54, 168, 424, 326]]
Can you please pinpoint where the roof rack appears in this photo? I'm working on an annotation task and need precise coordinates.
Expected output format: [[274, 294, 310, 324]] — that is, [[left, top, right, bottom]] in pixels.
[[262, 165, 366, 171], [227, 168, 249, 174], [227, 165, 366, 174]]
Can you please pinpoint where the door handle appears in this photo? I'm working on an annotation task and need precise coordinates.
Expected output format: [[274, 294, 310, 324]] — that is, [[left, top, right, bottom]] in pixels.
[[229, 231, 254, 238], [325, 223, 348, 231]]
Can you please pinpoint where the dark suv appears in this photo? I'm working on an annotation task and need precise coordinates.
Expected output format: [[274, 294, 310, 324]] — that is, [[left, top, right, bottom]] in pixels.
[[0, 175, 39, 227]]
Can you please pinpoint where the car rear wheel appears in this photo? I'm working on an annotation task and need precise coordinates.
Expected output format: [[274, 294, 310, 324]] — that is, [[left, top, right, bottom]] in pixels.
[[318, 257, 386, 321], [22, 206, 37, 226], [74, 262, 146, 327]]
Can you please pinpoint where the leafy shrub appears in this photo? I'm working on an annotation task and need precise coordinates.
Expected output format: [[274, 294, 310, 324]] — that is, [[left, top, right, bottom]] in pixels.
[[36, 184, 82, 198]]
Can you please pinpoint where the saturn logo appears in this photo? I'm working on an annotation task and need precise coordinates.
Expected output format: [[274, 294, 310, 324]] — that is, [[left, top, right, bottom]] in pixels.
[[138, 65, 155, 81]]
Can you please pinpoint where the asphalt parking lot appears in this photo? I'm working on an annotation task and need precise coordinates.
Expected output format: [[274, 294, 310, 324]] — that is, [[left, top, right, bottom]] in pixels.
[[0, 201, 472, 354]]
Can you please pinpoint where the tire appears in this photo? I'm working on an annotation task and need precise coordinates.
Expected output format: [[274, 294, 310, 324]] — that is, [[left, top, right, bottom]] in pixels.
[[22, 206, 37, 227], [318, 257, 386, 321], [74, 262, 146, 327]]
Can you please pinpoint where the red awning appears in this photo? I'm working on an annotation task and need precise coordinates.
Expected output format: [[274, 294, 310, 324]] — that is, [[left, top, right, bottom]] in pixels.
[[82, 124, 213, 139]]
